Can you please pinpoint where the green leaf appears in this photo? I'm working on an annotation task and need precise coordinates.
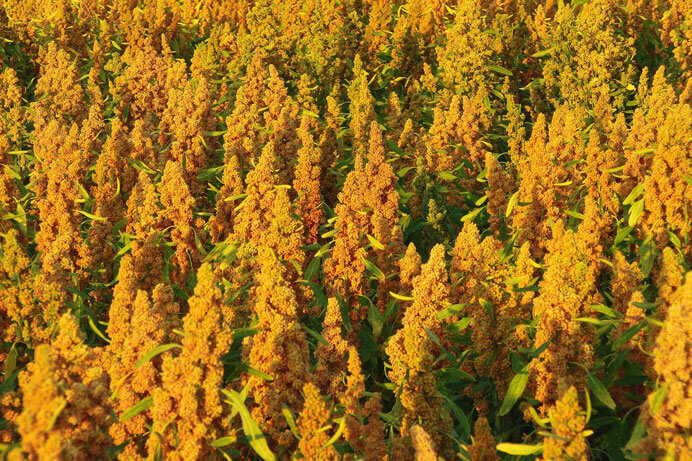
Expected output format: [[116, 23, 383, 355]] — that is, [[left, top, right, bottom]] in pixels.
[[565, 210, 584, 220], [363, 257, 385, 282], [613, 225, 633, 245], [438, 171, 457, 181], [224, 193, 247, 202], [397, 166, 415, 178], [389, 292, 414, 301], [366, 233, 385, 250], [363, 296, 384, 339], [301, 109, 320, 119], [321, 227, 338, 238], [203, 130, 227, 137], [447, 317, 472, 333], [223, 390, 276, 461], [628, 198, 644, 227], [303, 256, 321, 282], [134, 344, 182, 369], [3, 345, 17, 379], [461, 207, 483, 223], [337, 295, 353, 332], [244, 366, 274, 381], [324, 417, 345, 447], [612, 320, 646, 351], [315, 242, 332, 258], [119, 396, 153, 422], [532, 47, 555, 58], [424, 328, 441, 346], [436, 303, 467, 321], [623, 183, 644, 206], [210, 437, 236, 448], [496, 443, 543, 455], [625, 415, 646, 450], [650, 382, 669, 416], [587, 371, 616, 410], [47, 400, 67, 430], [498, 366, 529, 416], [282, 406, 301, 440], [303, 281, 327, 308], [302, 325, 329, 346], [88, 316, 110, 344], [488, 65, 513, 76], [77, 210, 108, 221], [590, 303, 619, 318], [638, 235, 657, 278], [505, 191, 519, 217], [441, 394, 471, 439]]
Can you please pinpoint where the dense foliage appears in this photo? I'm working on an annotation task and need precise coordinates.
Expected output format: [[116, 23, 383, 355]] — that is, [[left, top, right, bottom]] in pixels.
[[0, 0, 690, 459]]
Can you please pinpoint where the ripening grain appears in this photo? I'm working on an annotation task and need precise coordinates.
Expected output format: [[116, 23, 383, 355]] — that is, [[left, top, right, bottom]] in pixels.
[[0, 0, 690, 459]]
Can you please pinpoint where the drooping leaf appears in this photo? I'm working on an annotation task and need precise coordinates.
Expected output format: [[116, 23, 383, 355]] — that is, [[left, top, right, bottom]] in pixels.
[[223, 390, 276, 461]]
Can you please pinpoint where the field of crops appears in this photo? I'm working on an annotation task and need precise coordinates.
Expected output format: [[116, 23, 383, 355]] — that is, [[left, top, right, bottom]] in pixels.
[[0, 0, 690, 459]]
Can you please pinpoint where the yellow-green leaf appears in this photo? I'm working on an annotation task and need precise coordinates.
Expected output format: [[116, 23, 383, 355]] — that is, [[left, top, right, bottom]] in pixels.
[[496, 443, 543, 456]]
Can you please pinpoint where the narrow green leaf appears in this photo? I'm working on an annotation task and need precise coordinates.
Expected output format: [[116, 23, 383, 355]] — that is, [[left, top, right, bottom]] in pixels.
[[211, 437, 236, 448], [461, 207, 483, 222], [532, 47, 555, 58], [436, 303, 467, 321], [77, 210, 108, 221], [134, 344, 182, 369], [303, 256, 321, 282], [397, 166, 415, 178], [302, 325, 329, 346], [47, 400, 67, 430], [505, 190, 519, 217], [590, 303, 619, 318], [625, 415, 646, 450], [441, 394, 471, 439], [88, 317, 110, 344], [366, 233, 385, 250], [324, 417, 345, 447], [337, 295, 353, 332], [424, 328, 441, 346], [447, 317, 472, 333], [282, 406, 301, 440], [638, 235, 656, 278], [120, 396, 153, 422], [301, 109, 320, 119], [389, 292, 414, 301], [587, 371, 616, 410], [364, 296, 384, 339], [363, 258, 385, 282], [628, 198, 644, 227], [224, 390, 276, 461], [650, 382, 669, 416], [496, 443, 543, 455], [3, 345, 17, 379], [488, 64, 513, 76], [303, 280, 327, 308], [315, 242, 332, 258], [623, 183, 644, 206], [612, 320, 646, 351], [498, 366, 529, 416], [565, 210, 585, 220], [244, 366, 274, 381]]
